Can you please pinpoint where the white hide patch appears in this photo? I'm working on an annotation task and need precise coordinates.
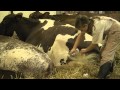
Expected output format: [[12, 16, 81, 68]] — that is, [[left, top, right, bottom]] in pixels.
[[47, 31, 80, 66], [61, 24, 75, 28], [84, 33, 92, 41], [39, 19, 55, 30]]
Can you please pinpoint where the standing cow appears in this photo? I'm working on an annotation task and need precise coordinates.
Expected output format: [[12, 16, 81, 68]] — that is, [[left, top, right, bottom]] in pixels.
[[0, 13, 100, 66]]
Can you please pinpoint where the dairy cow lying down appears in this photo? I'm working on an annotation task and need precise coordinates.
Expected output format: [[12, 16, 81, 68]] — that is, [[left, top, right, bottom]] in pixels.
[[0, 13, 100, 66], [0, 35, 54, 79]]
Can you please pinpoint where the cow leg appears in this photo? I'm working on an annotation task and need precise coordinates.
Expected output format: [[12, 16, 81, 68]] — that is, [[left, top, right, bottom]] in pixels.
[[0, 70, 24, 79]]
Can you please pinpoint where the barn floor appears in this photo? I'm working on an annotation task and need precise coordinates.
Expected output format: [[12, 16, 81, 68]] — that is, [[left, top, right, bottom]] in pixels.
[[1, 53, 120, 79], [0, 53, 98, 79], [44, 53, 120, 79], [44, 60, 120, 79]]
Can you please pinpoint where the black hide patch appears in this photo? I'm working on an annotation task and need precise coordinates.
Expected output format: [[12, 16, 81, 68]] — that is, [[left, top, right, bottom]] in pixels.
[[66, 37, 100, 54]]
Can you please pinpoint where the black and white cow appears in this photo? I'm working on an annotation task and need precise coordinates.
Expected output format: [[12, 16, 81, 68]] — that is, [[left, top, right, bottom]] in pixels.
[[0, 35, 54, 79], [0, 14, 100, 66]]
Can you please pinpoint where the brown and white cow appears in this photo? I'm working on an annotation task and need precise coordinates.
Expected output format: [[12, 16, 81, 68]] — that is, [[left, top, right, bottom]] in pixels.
[[0, 14, 100, 66], [27, 19, 100, 66]]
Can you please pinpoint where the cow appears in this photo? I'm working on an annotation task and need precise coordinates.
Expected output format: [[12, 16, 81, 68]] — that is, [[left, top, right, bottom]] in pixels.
[[29, 11, 58, 20], [28, 12, 81, 26], [30, 12, 120, 26], [29, 11, 43, 19], [0, 13, 100, 66], [0, 35, 54, 79]]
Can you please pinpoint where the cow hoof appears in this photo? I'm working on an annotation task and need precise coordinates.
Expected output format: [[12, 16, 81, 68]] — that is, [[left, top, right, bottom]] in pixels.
[[60, 59, 66, 65]]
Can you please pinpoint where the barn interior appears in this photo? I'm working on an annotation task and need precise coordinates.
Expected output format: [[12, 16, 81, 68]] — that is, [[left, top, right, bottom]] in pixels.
[[0, 11, 120, 79]]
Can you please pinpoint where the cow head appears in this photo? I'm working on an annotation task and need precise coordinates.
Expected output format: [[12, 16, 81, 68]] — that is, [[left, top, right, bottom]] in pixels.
[[0, 13, 42, 41], [0, 13, 23, 37]]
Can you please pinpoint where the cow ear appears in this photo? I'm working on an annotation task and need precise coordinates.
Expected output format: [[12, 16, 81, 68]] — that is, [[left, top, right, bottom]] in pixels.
[[15, 13, 23, 19]]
